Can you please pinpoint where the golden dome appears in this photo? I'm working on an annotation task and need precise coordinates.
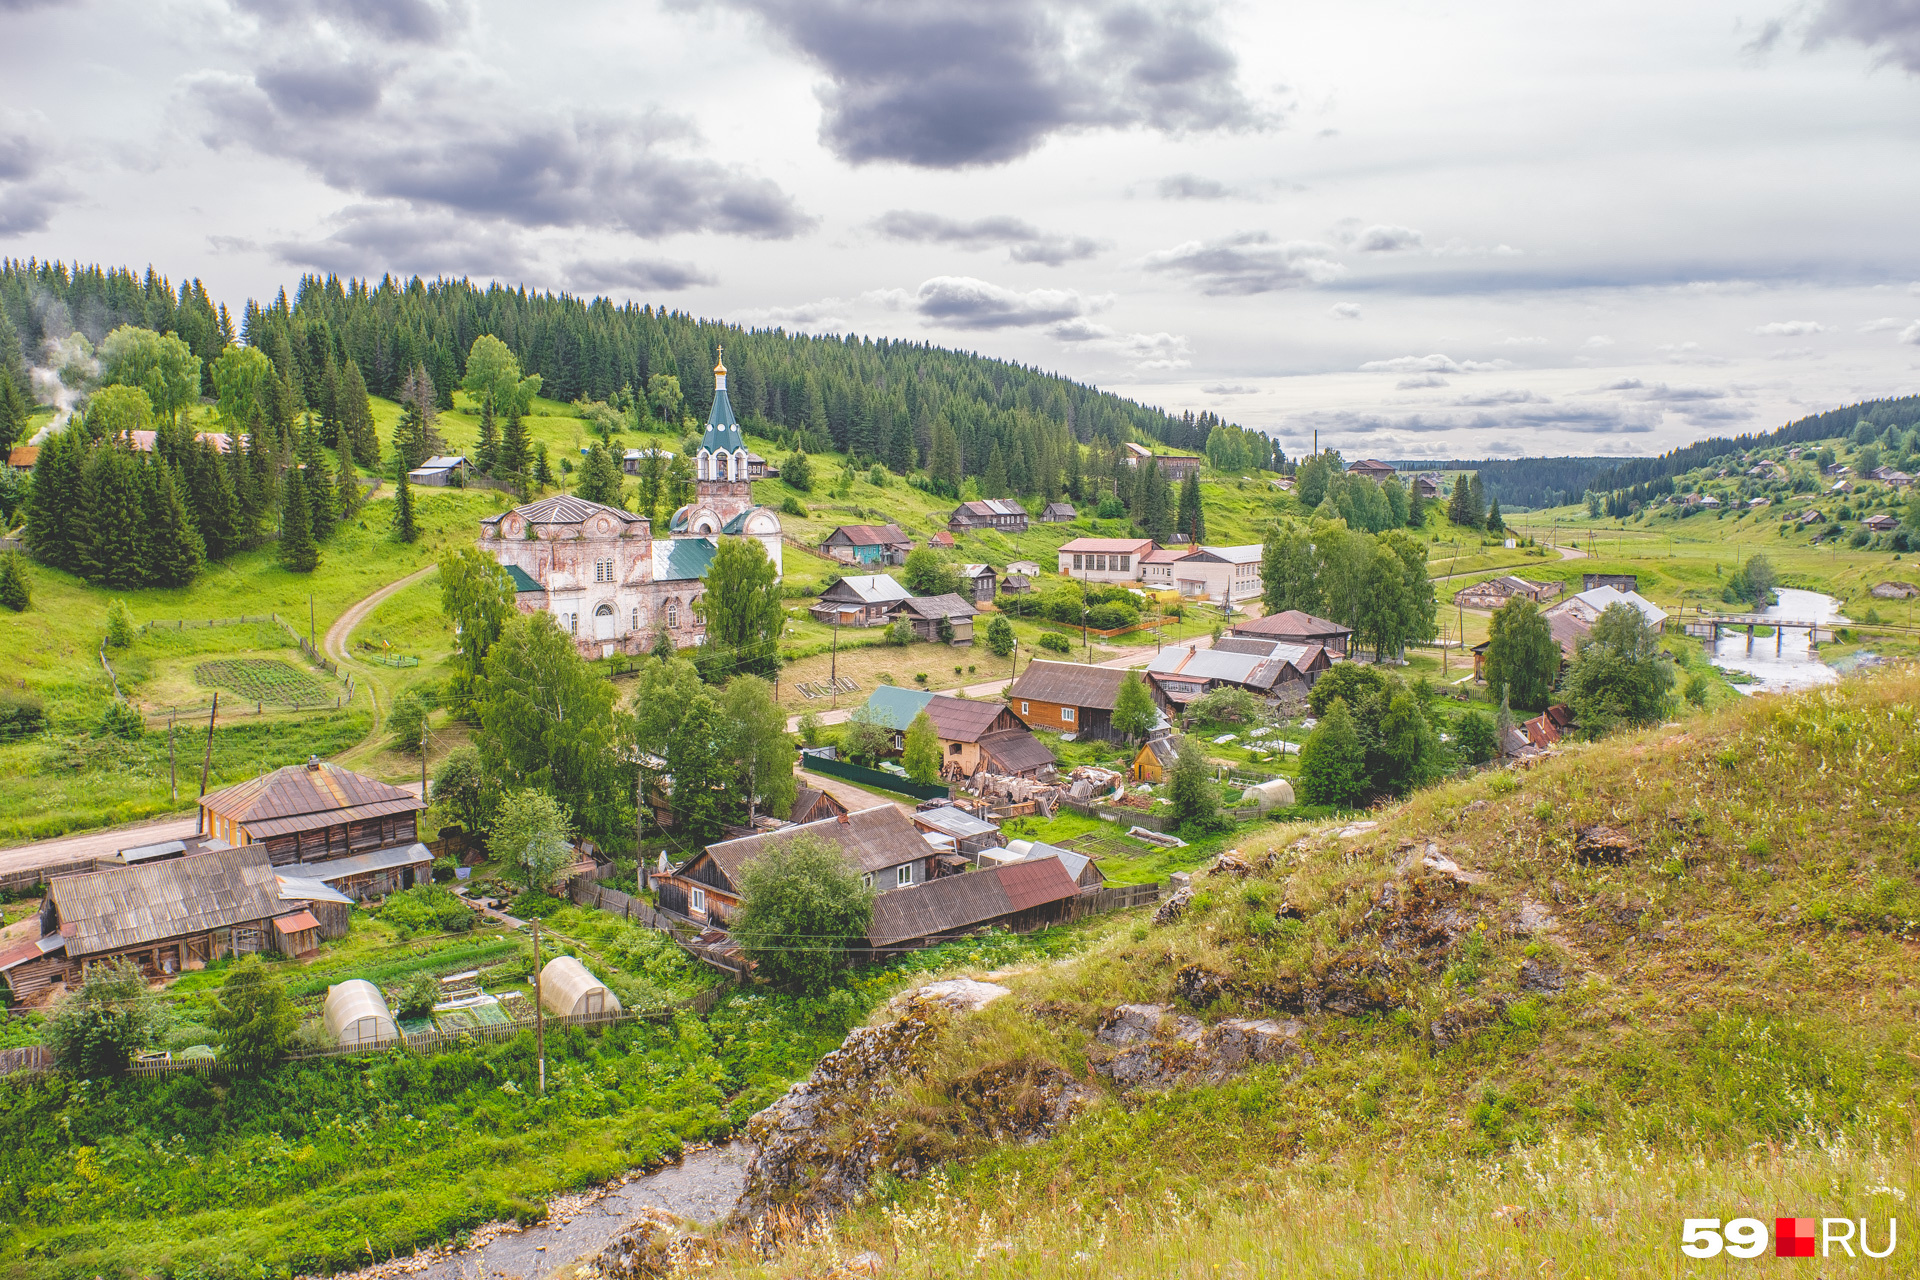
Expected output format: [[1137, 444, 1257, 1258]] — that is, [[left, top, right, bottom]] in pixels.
[[713, 345, 727, 376]]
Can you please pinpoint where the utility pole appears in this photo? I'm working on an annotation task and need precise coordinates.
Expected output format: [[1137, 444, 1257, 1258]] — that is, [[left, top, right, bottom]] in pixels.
[[830, 615, 839, 709], [531, 914, 546, 1095], [168, 713, 177, 802], [420, 720, 428, 802], [198, 692, 218, 798], [309, 594, 315, 650]]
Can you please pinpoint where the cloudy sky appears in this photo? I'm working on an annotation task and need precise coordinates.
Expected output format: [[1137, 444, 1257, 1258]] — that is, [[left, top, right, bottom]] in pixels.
[[5, 0, 1920, 459]]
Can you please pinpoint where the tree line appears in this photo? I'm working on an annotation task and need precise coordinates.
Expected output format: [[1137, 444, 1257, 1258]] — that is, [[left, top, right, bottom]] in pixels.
[[1259, 518, 1438, 660]]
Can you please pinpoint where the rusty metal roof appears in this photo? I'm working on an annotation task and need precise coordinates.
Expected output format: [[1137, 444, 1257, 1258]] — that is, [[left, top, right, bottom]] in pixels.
[[200, 762, 422, 837], [996, 855, 1080, 911], [922, 695, 1009, 743], [865, 856, 1079, 948], [696, 805, 926, 892], [49, 847, 284, 958]]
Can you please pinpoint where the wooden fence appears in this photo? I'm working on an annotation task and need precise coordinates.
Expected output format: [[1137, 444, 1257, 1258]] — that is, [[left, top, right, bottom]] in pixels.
[[272, 614, 338, 677], [567, 877, 749, 979], [1058, 796, 1174, 833], [0, 1045, 51, 1077], [0, 858, 105, 893], [1064, 880, 1164, 921]]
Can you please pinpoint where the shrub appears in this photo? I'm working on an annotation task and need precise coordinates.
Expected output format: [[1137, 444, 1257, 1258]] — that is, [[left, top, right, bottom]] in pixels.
[[396, 972, 441, 1019], [44, 957, 165, 1075], [1085, 602, 1139, 630], [780, 495, 807, 517], [985, 614, 1014, 656], [388, 688, 429, 751], [210, 958, 299, 1076], [379, 885, 477, 936], [732, 833, 876, 995], [1038, 632, 1072, 653], [1454, 709, 1498, 764], [105, 598, 135, 648], [0, 689, 46, 740], [885, 619, 913, 646], [96, 700, 144, 739]]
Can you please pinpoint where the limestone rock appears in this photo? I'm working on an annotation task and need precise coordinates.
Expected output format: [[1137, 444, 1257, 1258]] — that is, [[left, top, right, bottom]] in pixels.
[[898, 978, 1010, 1014], [1206, 852, 1254, 878], [1518, 958, 1566, 994], [1152, 887, 1194, 926], [1173, 964, 1228, 1008], [1575, 824, 1641, 864], [591, 1208, 715, 1280], [1514, 899, 1554, 933], [1091, 1003, 1311, 1089]]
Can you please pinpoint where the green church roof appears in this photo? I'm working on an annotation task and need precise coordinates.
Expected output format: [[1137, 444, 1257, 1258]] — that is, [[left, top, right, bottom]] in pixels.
[[700, 382, 745, 455], [503, 564, 542, 593], [658, 537, 716, 582]]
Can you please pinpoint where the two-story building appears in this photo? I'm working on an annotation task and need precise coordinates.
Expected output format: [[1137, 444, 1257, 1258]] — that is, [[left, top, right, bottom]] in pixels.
[[1166, 544, 1263, 604], [1058, 536, 1152, 583], [810, 574, 913, 626], [1122, 442, 1203, 481], [1227, 610, 1353, 656], [1346, 459, 1398, 482]]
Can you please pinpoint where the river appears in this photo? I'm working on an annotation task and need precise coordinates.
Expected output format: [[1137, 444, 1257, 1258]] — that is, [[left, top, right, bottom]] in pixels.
[[1707, 586, 1846, 695], [376, 1142, 751, 1280]]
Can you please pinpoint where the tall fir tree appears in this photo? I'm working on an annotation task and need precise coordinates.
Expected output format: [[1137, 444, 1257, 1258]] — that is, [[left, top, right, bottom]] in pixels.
[[0, 372, 27, 456], [335, 438, 360, 520], [500, 409, 528, 483], [1137, 459, 1173, 542], [0, 551, 29, 611], [1064, 436, 1084, 501], [1466, 474, 1486, 529], [81, 446, 147, 588], [982, 444, 1009, 498], [1175, 470, 1206, 544], [392, 458, 418, 544], [278, 464, 319, 572], [475, 397, 499, 473], [24, 431, 84, 572], [189, 440, 242, 561], [394, 400, 430, 472], [299, 418, 337, 543], [141, 457, 204, 587], [340, 357, 379, 466]]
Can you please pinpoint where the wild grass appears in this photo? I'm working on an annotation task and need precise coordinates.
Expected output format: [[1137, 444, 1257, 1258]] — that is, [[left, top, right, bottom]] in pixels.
[[701, 661, 1920, 1280]]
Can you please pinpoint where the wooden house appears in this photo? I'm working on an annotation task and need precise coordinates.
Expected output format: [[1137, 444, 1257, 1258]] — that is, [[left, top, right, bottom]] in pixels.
[[947, 499, 1029, 532], [0, 847, 319, 999], [863, 855, 1082, 956], [1227, 609, 1353, 656], [896, 594, 978, 643], [198, 758, 425, 866], [858, 688, 1054, 778], [1582, 573, 1638, 593], [1453, 575, 1562, 611], [655, 804, 937, 926], [912, 805, 1005, 855], [1146, 638, 1329, 709], [1006, 660, 1134, 740], [821, 523, 913, 566], [1346, 459, 1399, 482], [1131, 734, 1180, 783], [1040, 501, 1077, 523], [788, 785, 849, 826], [809, 574, 913, 626], [406, 455, 471, 487], [927, 530, 956, 548], [1413, 473, 1442, 499], [959, 564, 998, 603], [1121, 442, 1202, 481], [1000, 573, 1033, 596]]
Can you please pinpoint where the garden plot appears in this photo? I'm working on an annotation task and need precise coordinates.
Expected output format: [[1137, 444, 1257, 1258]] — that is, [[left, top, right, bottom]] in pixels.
[[192, 658, 334, 705]]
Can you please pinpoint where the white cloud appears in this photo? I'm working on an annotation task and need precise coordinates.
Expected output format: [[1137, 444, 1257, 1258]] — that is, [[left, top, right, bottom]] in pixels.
[[1359, 353, 1513, 373], [1356, 224, 1423, 252], [1752, 320, 1826, 336], [1582, 335, 1616, 348], [1658, 341, 1731, 366], [1202, 383, 1257, 394], [1859, 317, 1908, 332], [1500, 335, 1547, 345], [1328, 302, 1362, 320], [1395, 373, 1449, 389], [1902, 322, 1920, 346]]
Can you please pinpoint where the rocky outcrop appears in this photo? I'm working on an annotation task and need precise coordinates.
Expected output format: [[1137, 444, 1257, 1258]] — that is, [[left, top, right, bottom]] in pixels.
[[590, 1208, 717, 1279], [1090, 1004, 1312, 1089], [735, 979, 1091, 1224], [1575, 823, 1641, 864], [1152, 886, 1194, 926]]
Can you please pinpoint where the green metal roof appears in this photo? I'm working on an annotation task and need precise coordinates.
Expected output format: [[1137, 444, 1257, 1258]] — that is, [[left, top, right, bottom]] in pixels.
[[700, 384, 745, 455], [861, 684, 934, 731], [658, 537, 716, 581], [503, 564, 542, 593]]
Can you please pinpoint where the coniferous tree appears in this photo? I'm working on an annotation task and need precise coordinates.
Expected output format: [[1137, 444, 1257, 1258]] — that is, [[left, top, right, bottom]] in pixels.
[[25, 431, 83, 572], [335, 438, 360, 521], [141, 457, 204, 587], [237, 412, 273, 543], [475, 397, 499, 474], [1137, 459, 1173, 543], [534, 442, 553, 489], [299, 418, 337, 543], [500, 409, 529, 484], [1175, 470, 1206, 544], [1466, 474, 1486, 528], [190, 440, 242, 561], [279, 464, 319, 572], [0, 372, 27, 457], [1485, 496, 1505, 533], [982, 444, 1009, 498], [0, 552, 29, 611], [82, 446, 147, 587], [394, 400, 430, 473], [1065, 436, 1084, 501], [340, 357, 379, 466], [392, 459, 417, 544], [575, 443, 624, 506]]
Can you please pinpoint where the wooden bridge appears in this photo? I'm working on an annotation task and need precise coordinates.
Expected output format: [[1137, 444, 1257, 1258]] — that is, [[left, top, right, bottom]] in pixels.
[[1683, 613, 1836, 649]]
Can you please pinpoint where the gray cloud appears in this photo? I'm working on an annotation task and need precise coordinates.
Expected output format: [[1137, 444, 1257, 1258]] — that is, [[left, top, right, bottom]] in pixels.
[[1358, 353, 1512, 373], [272, 204, 530, 277], [1201, 382, 1256, 394], [705, 0, 1265, 168], [910, 275, 1089, 328], [871, 210, 1101, 265], [1357, 223, 1424, 252], [233, 0, 467, 45], [565, 257, 717, 293], [1329, 302, 1362, 319], [0, 128, 73, 236], [1142, 231, 1343, 294], [1158, 173, 1236, 200], [188, 75, 810, 240], [1396, 373, 1448, 389], [1806, 0, 1920, 73], [1753, 319, 1826, 335], [1291, 403, 1660, 437], [255, 58, 384, 120]]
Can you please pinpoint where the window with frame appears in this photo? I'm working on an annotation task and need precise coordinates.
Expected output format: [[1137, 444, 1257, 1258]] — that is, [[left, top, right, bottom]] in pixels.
[[568, 612, 578, 635], [689, 886, 706, 913], [1072, 553, 1083, 570], [896, 864, 913, 887], [631, 608, 639, 631], [1094, 555, 1107, 572], [949, 742, 962, 754], [1020, 701, 1029, 714], [1118, 555, 1130, 570], [667, 602, 678, 629], [862, 872, 873, 889], [1061, 706, 1075, 722]]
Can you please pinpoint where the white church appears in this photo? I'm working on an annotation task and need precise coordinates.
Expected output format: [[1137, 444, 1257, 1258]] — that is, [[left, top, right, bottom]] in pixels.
[[477, 351, 783, 658]]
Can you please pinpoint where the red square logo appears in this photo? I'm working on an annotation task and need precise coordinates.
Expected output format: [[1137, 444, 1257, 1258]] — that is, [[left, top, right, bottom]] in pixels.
[[1776, 1217, 1816, 1258]]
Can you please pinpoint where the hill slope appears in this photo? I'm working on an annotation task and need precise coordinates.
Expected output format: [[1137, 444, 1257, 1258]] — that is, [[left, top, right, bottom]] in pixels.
[[713, 664, 1920, 1278]]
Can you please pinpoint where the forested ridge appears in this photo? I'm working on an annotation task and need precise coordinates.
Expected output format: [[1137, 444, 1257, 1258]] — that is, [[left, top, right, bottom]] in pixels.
[[1585, 394, 1920, 494], [1, 260, 1261, 494]]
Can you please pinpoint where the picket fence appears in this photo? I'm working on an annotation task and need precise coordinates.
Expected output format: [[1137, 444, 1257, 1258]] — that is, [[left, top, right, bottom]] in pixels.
[[1063, 881, 1164, 921], [1058, 796, 1174, 834]]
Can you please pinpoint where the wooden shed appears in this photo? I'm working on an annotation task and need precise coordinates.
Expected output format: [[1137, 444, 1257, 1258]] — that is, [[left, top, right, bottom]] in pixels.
[[324, 979, 397, 1047], [540, 955, 622, 1018]]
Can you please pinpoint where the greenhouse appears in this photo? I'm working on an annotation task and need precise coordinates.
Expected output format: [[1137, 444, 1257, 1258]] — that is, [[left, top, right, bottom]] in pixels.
[[323, 979, 398, 1047], [539, 955, 622, 1018]]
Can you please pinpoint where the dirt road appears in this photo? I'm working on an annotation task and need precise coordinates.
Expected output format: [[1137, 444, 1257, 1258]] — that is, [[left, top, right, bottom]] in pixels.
[[324, 563, 439, 750]]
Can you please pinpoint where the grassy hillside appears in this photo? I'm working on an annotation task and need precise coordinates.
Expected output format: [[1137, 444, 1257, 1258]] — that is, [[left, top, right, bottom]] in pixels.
[[0, 485, 508, 841], [710, 662, 1920, 1278]]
